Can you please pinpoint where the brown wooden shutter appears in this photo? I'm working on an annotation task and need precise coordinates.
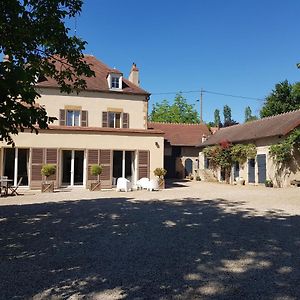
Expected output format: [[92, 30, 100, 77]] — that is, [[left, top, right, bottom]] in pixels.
[[87, 149, 99, 181], [100, 150, 112, 188], [122, 113, 129, 128], [45, 149, 59, 187], [102, 112, 108, 127], [81, 110, 88, 127], [30, 148, 44, 189], [59, 109, 66, 126], [138, 151, 150, 179]]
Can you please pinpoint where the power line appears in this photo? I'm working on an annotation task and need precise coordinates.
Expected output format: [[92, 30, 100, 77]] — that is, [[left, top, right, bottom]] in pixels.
[[152, 89, 264, 101]]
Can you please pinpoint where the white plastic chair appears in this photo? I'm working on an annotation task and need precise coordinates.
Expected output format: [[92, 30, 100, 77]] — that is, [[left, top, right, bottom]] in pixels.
[[136, 177, 150, 190], [147, 179, 159, 191], [116, 177, 132, 192]]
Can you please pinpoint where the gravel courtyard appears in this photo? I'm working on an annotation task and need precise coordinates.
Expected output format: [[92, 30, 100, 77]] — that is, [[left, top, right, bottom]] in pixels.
[[0, 181, 299, 299]]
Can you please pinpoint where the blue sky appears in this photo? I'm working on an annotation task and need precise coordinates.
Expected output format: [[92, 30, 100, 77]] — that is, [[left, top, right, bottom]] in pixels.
[[72, 0, 300, 123]]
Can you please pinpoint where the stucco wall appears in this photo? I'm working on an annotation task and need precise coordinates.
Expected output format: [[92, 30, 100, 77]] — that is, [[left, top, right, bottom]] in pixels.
[[0, 131, 164, 186], [198, 136, 300, 187], [37, 88, 148, 129]]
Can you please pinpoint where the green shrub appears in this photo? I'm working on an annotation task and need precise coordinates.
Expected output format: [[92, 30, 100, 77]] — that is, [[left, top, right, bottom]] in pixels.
[[41, 164, 56, 178], [154, 167, 167, 179], [90, 164, 103, 177]]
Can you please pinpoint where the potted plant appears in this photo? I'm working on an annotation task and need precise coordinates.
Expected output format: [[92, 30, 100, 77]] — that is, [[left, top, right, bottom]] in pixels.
[[265, 179, 273, 187], [153, 167, 167, 189], [41, 164, 56, 192], [90, 164, 103, 191]]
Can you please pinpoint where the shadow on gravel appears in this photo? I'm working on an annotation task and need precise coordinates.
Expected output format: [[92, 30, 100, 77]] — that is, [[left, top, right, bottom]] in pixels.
[[0, 197, 300, 299]]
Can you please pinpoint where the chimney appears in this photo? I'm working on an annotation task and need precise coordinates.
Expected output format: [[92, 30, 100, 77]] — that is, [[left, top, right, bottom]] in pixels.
[[201, 134, 207, 143], [128, 63, 139, 86]]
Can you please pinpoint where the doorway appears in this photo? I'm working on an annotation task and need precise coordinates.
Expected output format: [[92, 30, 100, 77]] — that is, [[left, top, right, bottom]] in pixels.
[[62, 150, 84, 186], [257, 154, 266, 184], [248, 159, 255, 183], [184, 158, 193, 177], [112, 150, 134, 185], [3, 148, 29, 186]]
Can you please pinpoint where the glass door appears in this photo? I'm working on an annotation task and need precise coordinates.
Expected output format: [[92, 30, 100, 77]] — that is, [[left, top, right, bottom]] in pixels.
[[62, 150, 84, 186], [3, 148, 29, 186]]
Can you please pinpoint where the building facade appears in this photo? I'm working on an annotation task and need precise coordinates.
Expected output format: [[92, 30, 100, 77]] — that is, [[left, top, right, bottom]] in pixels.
[[0, 56, 164, 189], [148, 122, 210, 178], [198, 110, 300, 187]]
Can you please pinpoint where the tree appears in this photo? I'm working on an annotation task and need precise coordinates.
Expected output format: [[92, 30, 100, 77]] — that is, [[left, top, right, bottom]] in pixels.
[[214, 109, 221, 127], [260, 80, 300, 118], [223, 105, 238, 127], [149, 93, 199, 123], [0, 0, 94, 145], [244, 106, 258, 122]]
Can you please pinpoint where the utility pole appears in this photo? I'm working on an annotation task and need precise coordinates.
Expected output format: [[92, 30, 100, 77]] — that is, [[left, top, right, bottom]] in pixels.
[[200, 88, 203, 123]]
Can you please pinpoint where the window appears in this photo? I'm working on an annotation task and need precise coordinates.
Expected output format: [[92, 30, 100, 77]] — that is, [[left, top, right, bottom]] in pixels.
[[108, 112, 121, 128], [66, 110, 80, 126], [102, 111, 129, 128], [111, 76, 120, 89], [60, 109, 88, 127]]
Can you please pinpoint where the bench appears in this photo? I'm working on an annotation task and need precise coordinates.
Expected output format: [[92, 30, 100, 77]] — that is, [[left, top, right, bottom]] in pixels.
[[291, 180, 300, 187]]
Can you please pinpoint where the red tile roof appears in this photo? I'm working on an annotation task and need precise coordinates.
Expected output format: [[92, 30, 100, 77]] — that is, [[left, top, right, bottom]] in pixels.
[[199, 110, 300, 147], [148, 122, 210, 146], [37, 55, 149, 96]]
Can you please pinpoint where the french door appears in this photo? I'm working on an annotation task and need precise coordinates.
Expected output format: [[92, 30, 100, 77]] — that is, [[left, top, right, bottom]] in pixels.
[[62, 150, 85, 186], [3, 148, 29, 186], [112, 150, 135, 185]]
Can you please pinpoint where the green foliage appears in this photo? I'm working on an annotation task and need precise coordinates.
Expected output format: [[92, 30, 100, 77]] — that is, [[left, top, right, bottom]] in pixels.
[[149, 93, 199, 123], [223, 105, 232, 124], [0, 0, 94, 145], [269, 128, 300, 163], [265, 179, 273, 187], [203, 143, 257, 172], [41, 164, 56, 178], [153, 167, 167, 179], [90, 164, 103, 176], [223, 105, 238, 127], [214, 109, 221, 127], [260, 80, 300, 118], [231, 144, 257, 164], [244, 106, 258, 122]]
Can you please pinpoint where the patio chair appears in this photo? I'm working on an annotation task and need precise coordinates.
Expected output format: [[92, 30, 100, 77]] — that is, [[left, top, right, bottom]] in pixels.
[[116, 177, 132, 192], [8, 177, 23, 196], [147, 179, 159, 191], [136, 177, 150, 190]]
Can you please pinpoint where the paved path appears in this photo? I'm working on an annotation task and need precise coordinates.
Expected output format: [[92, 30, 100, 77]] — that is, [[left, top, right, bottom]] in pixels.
[[0, 181, 299, 299]]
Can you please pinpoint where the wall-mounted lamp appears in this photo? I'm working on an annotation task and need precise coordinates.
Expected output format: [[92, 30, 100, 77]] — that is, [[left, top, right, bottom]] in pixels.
[[155, 142, 160, 148]]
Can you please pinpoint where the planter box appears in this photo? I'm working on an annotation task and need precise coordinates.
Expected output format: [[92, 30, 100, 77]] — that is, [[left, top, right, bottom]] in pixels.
[[90, 181, 101, 191], [159, 179, 165, 190], [41, 182, 54, 193]]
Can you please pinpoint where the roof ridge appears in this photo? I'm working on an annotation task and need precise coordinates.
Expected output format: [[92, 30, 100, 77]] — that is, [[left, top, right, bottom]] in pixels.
[[148, 121, 206, 126], [218, 109, 300, 131]]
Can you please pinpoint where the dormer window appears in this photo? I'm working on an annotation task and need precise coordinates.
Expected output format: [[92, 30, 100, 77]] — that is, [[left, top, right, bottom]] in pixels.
[[111, 76, 120, 89], [107, 72, 122, 90]]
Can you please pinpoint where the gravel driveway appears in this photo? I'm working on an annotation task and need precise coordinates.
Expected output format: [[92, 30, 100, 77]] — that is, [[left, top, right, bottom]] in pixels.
[[0, 181, 299, 299]]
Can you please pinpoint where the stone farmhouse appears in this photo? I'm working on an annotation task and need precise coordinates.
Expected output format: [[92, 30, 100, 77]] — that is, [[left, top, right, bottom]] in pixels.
[[198, 110, 300, 187]]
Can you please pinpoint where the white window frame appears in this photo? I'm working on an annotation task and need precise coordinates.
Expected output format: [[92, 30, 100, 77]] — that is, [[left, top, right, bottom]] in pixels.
[[107, 73, 122, 90], [66, 110, 81, 127], [108, 111, 122, 128]]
